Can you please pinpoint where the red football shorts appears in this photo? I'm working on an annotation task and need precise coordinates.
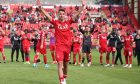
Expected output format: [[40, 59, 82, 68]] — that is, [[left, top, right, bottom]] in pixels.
[[107, 47, 116, 53], [49, 44, 55, 51], [36, 45, 47, 55], [73, 46, 80, 54], [124, 48, 133, 56], [0, 47, 4, 52], [99, 46, 107, 53], [23, 46, 30, 53], [55, 45, 71, 62]]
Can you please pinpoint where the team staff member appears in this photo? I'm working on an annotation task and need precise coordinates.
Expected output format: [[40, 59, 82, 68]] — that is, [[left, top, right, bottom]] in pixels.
[[134, 29, 140, 66], [11, 31, 20, 62], [32, 30, 39, 53], [105, 28, 118, 67], [114, 30, 123, 65]]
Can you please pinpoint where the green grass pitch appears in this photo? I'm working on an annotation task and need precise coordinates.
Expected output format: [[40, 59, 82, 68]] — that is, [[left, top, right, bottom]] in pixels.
[[0, 48, 140, 84]]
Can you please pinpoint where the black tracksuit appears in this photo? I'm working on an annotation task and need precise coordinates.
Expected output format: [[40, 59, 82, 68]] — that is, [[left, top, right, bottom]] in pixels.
[[134, 34, 140, 66], [115, 36, 123, 65], [32, 34, 38, 53], [11, 35, 20, 62], [19, 36, 24, 62]]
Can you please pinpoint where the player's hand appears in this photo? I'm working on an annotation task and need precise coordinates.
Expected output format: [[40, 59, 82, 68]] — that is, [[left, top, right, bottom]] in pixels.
[[82, 0, 86, 7]]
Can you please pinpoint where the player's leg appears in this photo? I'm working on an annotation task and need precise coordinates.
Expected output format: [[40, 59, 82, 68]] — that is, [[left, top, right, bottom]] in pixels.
[[63, 61, 68, 83], [99, 47, 104, 65], [20, 47, 24, 62], [33, 52, 39, 67], [105, 47, 111, 67], [138, 50, 140, 66], [78, 51, 81, 65], [87, 53, 91, 67], [128, 56, 132, 68], [57, 56, 65, 84], [114, 48, 119, 65], [105, 52, 110, 67], [69, 45, 73, 64], [111, 52, 115, 67], [81, 45, 86, 67], [111, 47, 116, 67], [34, 46, 36, 54], [124, 56, 129, 67], [24, 48, 30, 64], [16, 47, 19, 62], [89, 53, 92, 63], [81, 52, 86, 67], [128, 50, 133, 68], [43, 54, 49, 68], [88, 45, 92, 64], [55, 47, 66, 84], [136, 49, 140, 66], [2, 49, 6, 63], [51, 50, 56, 64], [118, 48, 123, 65], [58, 61, 65, 84], [100, 52, 103, 65], [63, 51, 71, 84], [11, 47, 15, 62], [25, 52, 30, 64], [73, 48, 77, 65]]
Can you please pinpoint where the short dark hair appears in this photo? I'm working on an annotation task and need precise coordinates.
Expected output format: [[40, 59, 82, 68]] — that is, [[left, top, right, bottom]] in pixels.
[[58, 8, 65, 12]]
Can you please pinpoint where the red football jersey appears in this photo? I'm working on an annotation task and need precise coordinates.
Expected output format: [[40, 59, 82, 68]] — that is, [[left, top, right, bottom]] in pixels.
[[22, 34, 31, 47], [0, 35, 4, 48], [123, 35, 133, 49], [98, 33, 108, 47], [37, 31, 47, 46], [51, 18, 73, 46], [73, 36, 81, 48]]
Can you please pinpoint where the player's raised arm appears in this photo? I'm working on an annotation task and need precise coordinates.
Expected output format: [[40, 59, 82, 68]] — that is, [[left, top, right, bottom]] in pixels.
[[90, 24, 95, 34], [78, 19, 85, 34], [72, 0, 85, 21], [0, 28, 5, 36], [40, 8, 52, 22]]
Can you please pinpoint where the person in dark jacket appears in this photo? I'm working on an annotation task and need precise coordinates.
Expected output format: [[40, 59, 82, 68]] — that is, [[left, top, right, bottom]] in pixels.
[[134, 29, 140, 66], [11, 31, 20, 62], [105, 28, 118, 67], [114, 30, 123, 65], [31, 30, 39, 53]]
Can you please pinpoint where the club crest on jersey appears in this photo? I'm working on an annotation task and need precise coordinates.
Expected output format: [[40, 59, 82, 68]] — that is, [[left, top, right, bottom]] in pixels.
[[58, 24, 68, 30], [102, 36, 106, 39]]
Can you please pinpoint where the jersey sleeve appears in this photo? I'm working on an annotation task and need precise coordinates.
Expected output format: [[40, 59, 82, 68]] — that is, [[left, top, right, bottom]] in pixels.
[[68, 18, 74, 25], [50, 18, 56, 25]]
